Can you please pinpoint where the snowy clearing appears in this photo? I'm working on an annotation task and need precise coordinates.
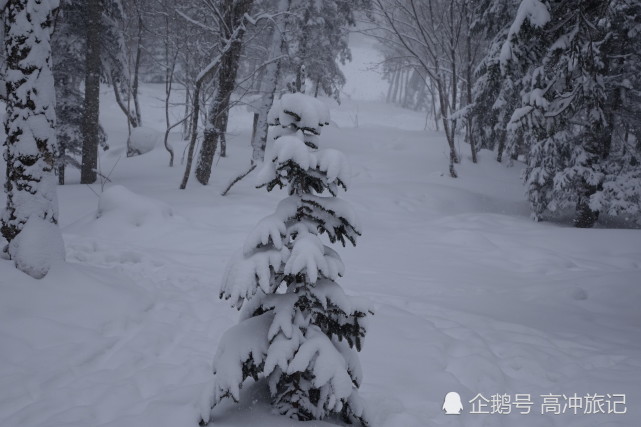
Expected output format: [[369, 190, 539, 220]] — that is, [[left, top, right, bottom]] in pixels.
[[0, 80, 639, 427]]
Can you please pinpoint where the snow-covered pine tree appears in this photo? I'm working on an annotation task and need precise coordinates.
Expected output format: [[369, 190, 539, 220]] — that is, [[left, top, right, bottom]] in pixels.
[[206, 92, 371, 425], [1, 0, 65, 278], [286, 0, 369, 100], [505, 0, 641, 226], [469, 0, 520, 161]]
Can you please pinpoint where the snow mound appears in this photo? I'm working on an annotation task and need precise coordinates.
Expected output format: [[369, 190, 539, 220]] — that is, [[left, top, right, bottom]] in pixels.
[[127, 126, 160, 156], [8, 217, 65, 279], [94, 185, 175, 232]]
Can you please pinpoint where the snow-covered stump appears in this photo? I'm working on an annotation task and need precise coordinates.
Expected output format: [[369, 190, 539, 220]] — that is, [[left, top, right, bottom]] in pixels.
[[0, 0, 65, 278], [207, 93, 371, 425]]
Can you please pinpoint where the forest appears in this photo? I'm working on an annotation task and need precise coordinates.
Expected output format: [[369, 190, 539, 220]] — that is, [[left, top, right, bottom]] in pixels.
[[0, 1, 639, 427]]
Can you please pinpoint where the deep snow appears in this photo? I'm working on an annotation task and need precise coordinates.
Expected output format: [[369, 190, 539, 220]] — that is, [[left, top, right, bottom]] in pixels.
[[1, 40, 640, 427]]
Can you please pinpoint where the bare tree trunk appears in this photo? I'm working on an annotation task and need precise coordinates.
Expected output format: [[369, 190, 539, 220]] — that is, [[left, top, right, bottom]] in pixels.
[[183, 86, 191, 139], [219, 112, 228, 158], [250, 0, 289, 164], [132, 14, 143, 127], [81, 0, 102, 184], [195, 0, 254, 186], [390, 66, 401, 104], [449, 6, 459, 151], [251, 113, 259, 144], [436, 73, 458, 178], [463, 0, 477, 164], [111, 72, 139, 129], [180, 80, 205, 189], [385, 68, 394, 103], [465, 23, 477, 163], [58, 147, 65, 185], [163, 65, 177, 167], [496, 129, 506, 162], [163, 13, 174, 167], [403, 69, 413, 108], [426, 79, 439, 131]]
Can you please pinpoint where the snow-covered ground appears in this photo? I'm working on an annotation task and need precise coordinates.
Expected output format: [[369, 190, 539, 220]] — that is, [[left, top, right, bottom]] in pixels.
[[1, 50, 640, 427]]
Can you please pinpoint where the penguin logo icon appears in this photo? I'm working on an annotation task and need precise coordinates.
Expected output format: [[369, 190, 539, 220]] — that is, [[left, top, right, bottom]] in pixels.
[[442, 392, 463, 415]]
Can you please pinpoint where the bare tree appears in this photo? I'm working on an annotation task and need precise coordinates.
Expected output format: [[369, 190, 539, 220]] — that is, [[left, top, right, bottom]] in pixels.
[[248, 0, 290, 165], [179, 2, 253, 189], [180, 0, 277, 189], [194, 0, 254, 185], [367, 0, 467, 177]]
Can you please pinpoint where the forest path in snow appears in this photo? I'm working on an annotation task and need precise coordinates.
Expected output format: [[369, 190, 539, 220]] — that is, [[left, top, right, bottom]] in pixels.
[[334, 125, 641, 427], [59, 114, 641, 427]]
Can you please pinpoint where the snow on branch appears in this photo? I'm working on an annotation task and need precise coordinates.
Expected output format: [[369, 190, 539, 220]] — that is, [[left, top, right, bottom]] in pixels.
[[501, 0, 550, 65]]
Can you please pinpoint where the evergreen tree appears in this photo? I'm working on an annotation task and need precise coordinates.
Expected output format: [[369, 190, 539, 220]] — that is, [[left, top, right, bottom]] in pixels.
[[52, 0, 108, 184], [505, 0, 641, 226], [469, 0, 520, 161], [287, 1, 356, 99], [52, 0, 123, 184], [1, 0, 65, 278], [206, 93, 371, 425], [54, 83, 108, 184]]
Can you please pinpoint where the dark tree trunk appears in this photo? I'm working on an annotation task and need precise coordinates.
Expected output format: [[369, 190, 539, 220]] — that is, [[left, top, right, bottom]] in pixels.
[[435, 73, 458, 178], [465, 16, 477, 164], [111, 72, 139, 129], [58, 147, 65, 185], [390, 67, 401, 104], [574, 183, 600, 228], [132, 14, 143, 127], [496, 130, 506, 163], [81, 0, 102, 184], [183, 86, 191, 139], [195, 0, 253, 186], [219, 112, 228, 158], [251, 113, 259, 146]]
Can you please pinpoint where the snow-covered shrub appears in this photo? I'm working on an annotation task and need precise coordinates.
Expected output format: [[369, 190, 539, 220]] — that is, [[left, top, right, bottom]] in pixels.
[[207, 93, 371, 425], [127, 127, 160, 157]]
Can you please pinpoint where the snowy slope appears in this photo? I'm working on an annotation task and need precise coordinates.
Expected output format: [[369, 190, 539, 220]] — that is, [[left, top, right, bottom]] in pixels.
[[0, 78, 640, 427]]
